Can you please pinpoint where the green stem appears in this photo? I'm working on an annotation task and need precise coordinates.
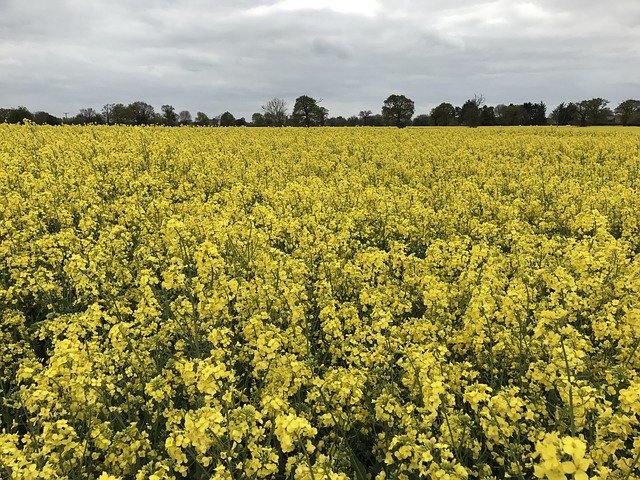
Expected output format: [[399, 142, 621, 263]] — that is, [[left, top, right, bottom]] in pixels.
[[559, 335, 576, 437]]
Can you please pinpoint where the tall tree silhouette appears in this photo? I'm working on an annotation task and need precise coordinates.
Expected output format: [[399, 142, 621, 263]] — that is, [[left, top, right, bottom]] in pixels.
[[262, 98, 288, 126], [292, 96, 323, 126], [382, 94, 414, 127]]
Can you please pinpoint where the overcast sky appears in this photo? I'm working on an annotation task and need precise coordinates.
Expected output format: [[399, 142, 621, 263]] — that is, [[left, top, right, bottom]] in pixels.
[[1, 0, 638, 118]]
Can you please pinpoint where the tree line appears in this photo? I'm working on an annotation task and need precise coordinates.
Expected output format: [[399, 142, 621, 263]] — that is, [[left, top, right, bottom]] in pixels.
[[1, 95, 639, 127]]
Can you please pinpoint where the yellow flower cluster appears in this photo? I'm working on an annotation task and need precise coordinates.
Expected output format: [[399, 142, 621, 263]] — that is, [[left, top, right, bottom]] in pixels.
[[534, 433, 592, 480], [1, 124, 640, 478]]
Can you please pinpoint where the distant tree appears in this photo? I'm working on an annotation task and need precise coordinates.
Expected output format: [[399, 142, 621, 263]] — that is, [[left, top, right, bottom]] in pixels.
[[573, 102, 589, 126], [235, 117, 247, 126], [327, 116, 348, 127], [33, 111, 62, 125], [80, 108, 98, 119], [219, 111, 236, 126], [262, 98, 288, 126], [459, 100, 480, 127], [129, 101, 155, 125], [601, 107, 615, 125], [347, 116, 360, 126], [614, 99, 640, 126], [480, 105, 496, 126], [74, 108, 103, 124], [494, 104, 509, 125], [495, 104, 526, 125], [358, 110, 372, 126], [161, 105, 178, 126], [549, 102, 577, 125], [251, 113, 266, 126], [521, 102, 547, 125], [454, 106, 462, 123], [194, 112, 210, 126], [292, 95, 322, 126], [317, 106, 329, 126], [412, 114, 430, 126], [430, 103, 456, 126], [382, 94, 415, 127], [178, 110, 192, 125], [102, 104, 115, 125], [109, 103, 131, 124], [368, 114, 385, 126], [5, 107, 34, 124], [574, 98, 611, 126], [459, 96, 484, 127]]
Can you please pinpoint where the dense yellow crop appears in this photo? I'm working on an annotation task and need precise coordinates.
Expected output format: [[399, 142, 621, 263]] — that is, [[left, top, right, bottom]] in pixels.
[[1, 124, 639, 479]]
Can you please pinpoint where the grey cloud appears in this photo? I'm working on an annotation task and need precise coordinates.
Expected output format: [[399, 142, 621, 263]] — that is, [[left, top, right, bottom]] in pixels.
[[311, 37, 351, 59], [0, 0, 638, 118]]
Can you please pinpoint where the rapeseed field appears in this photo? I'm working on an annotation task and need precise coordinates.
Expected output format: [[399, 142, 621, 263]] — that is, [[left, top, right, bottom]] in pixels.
[[1, 124, 639, 479]]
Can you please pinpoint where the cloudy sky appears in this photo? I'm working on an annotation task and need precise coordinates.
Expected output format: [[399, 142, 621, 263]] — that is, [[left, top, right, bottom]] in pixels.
[[1, 0, 638, 118]]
